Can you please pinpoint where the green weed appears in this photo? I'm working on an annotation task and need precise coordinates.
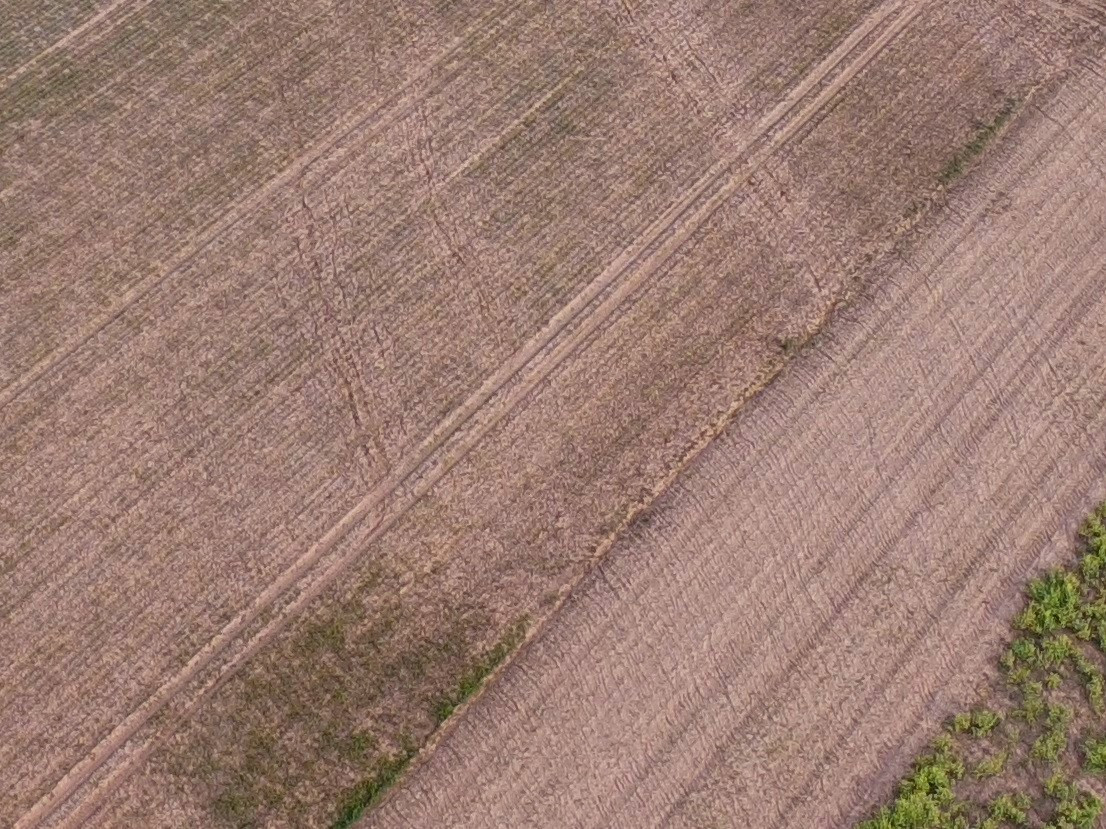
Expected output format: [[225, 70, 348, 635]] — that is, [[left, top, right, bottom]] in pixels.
[[329, 618, 530, 828], [1031, 705, 1073, 764], [433, 618, 528, 724], [952, 709, 1001, 738], [1042, 635, 1077, 666], [1019, 681, 1046, 723], [983, 792, 1030, 827], [1072, 651, 1105, 713], [857, 500, 1106, 829], [971, 710, 1002, 738], [331, 749, 415, 829], [938, 99, 1018, 186], [1042, 772, 1101, 829], [974, 752, 1008, 780], [856, 737, 964, 829], [1083, 738, 1106, 773], [1018, 571, 1087, 638]]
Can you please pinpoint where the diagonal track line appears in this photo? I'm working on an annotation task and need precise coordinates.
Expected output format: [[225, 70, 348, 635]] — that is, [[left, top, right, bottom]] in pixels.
[[0, 0, 532, 416], [0, 0, 153, 92]]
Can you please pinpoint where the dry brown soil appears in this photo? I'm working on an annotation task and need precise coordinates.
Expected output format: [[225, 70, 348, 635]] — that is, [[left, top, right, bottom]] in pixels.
[[367, 54, 1106, 829], [0, 0, 1099, 827]]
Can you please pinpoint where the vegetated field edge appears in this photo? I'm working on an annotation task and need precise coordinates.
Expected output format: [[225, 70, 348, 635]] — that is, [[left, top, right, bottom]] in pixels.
[[858, 500, 1106, 829], [939, 97, 1020, 187], [330, 618, 528, 829]]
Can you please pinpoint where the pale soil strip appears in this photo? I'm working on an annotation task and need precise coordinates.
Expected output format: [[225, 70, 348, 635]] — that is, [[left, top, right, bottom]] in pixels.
[[1036, 0, 1103, 24], [716, 100, 1106, 826], [366, 62, 1106, 829], [0, 0, 528, 415], [17, 4, 925, 827], [0, 0, 151, 91], [1067, 0, 1106, 19]]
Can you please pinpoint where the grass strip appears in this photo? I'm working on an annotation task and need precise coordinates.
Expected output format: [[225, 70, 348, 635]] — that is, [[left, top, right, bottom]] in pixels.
[[858, 501, 1106, 829], [330, 618, 529, 828], [938, 98, 1019, 186]]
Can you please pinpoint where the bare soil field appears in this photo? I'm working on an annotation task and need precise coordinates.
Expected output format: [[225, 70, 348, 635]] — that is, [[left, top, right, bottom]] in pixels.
[[0, 0, 1098, 827], [366, 54, 1106, 829]]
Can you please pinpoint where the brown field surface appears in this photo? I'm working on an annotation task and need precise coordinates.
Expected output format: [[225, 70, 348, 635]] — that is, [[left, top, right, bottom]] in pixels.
[[367, 55, 1106, 829], [0, 0, 1099, 827]]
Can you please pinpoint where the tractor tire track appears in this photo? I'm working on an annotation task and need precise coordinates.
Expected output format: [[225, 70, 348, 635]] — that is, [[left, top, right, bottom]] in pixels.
[[0, 0, 151, 91], [0, 0, 530, 415]]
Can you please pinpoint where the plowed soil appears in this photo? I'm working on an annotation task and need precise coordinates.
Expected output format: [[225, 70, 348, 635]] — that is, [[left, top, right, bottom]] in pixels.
[[367, 54, 1106, 829], [0, 1, 1099, 827]]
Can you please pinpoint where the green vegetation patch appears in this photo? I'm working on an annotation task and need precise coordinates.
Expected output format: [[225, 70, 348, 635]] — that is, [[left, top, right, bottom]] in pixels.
[[177, 583, 531, 829], [330, 617, 529, 829], [938, 98, 1019, 186], [432, 618, 529, 725], [1084, 737, 1106, 773], [331, 746, 416, 829], [858, 501, 1106, 829]]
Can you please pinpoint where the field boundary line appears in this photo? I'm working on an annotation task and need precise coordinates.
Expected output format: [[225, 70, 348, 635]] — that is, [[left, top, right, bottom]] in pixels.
[[735, 77, 1097, 497], [17, 2, 926, 825], [654, 88, 1106, 820], [0, 0, 531, 416]]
